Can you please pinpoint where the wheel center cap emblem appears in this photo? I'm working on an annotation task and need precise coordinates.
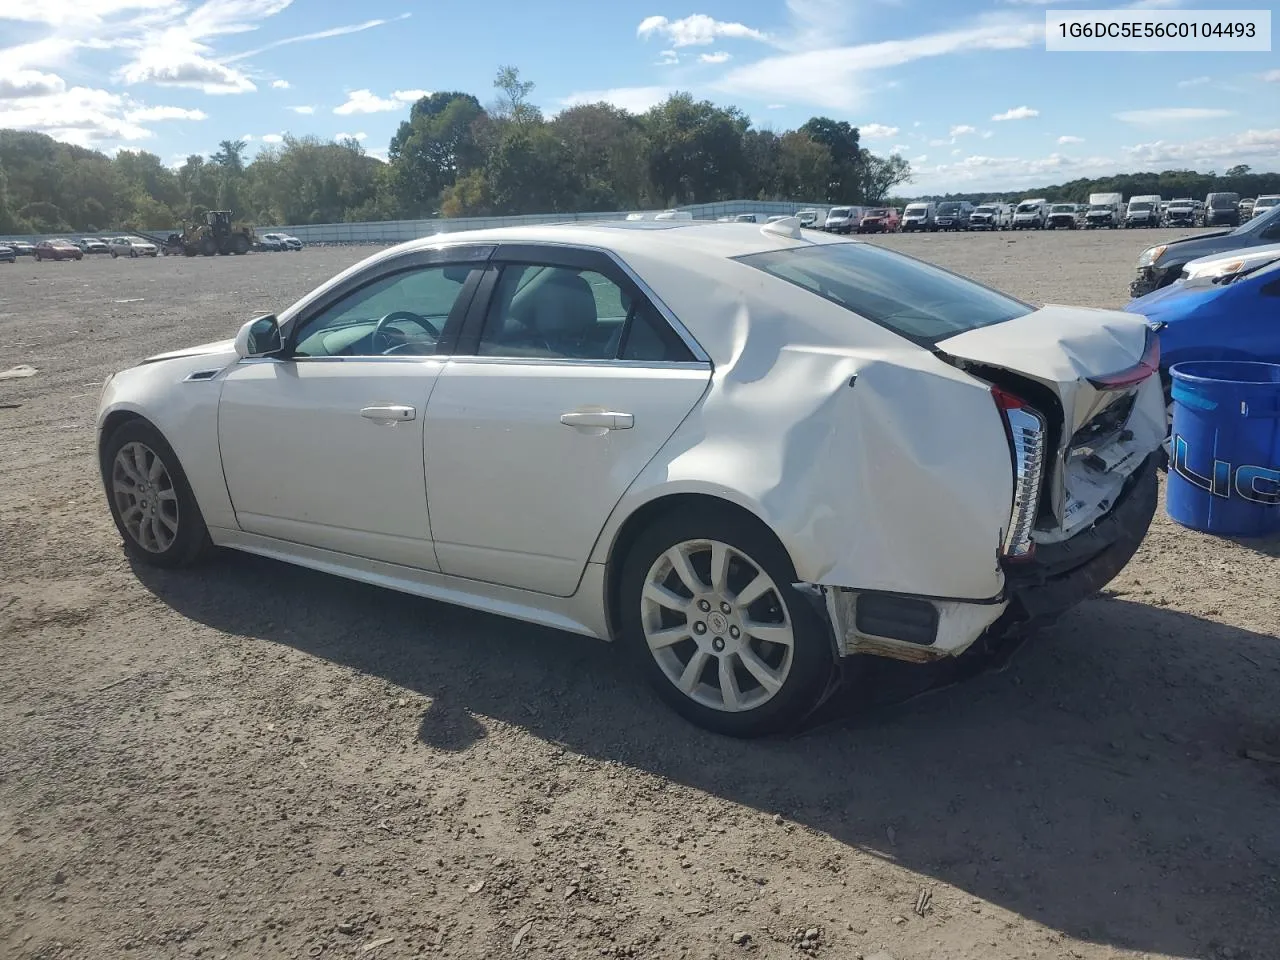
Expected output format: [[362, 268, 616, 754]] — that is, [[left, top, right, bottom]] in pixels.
[[708, 612, 728, 635]]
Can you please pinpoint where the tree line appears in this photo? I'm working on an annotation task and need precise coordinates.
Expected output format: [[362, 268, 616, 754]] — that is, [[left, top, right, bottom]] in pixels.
[[0, 67, 911, 235]]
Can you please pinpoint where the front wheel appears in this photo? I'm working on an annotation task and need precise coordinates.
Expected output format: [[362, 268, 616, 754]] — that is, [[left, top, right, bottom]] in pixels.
[[619, 508, 835, 737], [101, 419, 212, 568]]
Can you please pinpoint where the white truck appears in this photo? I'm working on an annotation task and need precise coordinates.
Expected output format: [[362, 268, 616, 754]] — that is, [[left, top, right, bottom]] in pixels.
[[1012, 198, 1048, 230], [968, 201, 1013, 231], [1124, 195, 1163, 228], [1085, 192, 1124, 229]]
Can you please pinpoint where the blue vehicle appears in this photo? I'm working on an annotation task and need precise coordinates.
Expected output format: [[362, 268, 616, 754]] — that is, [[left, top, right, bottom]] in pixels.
[[1125, 243, 1280, 427]]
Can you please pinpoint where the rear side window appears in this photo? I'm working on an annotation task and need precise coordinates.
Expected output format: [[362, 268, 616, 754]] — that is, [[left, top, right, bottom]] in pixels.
[[737, 243, 1032, 344]]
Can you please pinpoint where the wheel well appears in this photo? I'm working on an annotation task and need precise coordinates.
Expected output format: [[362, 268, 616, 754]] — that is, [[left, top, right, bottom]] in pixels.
[[98, 411, 146, 463], [603, 493, 793, 642]]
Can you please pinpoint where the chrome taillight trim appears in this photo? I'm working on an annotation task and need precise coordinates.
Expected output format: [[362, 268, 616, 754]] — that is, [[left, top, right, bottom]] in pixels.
[[1002, 406, 1047, 558]]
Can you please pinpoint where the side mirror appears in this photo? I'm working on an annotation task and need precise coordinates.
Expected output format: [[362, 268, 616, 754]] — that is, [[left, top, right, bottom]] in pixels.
[[234, 314, 282, 359]]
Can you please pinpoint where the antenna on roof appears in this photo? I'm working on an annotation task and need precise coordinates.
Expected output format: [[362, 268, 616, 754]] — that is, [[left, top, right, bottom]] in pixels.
[[760, 216, 802, 240]]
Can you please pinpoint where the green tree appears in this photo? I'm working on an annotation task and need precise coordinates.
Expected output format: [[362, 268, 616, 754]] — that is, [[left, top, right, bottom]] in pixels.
[[388, 92, 488, 217], [492, 65, 540, 125], [799, 117, 862, 201], [644, 93, 749, 205]]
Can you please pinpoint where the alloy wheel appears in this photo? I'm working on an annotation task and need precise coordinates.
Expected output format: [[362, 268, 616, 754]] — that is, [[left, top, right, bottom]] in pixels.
[[641, 539, 794, 713], [111, 441, 180, 553]]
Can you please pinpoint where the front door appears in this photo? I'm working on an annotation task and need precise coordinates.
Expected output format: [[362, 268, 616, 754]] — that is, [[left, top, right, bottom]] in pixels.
[[423, 250, 711, 596], [218, 259, 483, 569]]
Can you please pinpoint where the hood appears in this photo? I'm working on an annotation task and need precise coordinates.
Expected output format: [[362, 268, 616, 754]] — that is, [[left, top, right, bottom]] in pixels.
[[140, 338, 236, 365], [1156, 230, 1234, 262]]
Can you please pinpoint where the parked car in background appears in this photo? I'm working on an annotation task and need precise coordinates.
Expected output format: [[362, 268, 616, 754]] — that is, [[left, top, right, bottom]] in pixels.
[[1012, 198, 1048, 229], [900, 202, 935, 232], [968, 202, 1012, 231], [1130, 202, 1280, 297], [78, 237, 110, 254], [34, 239, 84, 261], [1046, 203, 1083, 229], [0, 244, 15, 264], [8, 240, 36, 257], [733, 214, 759, 224], [795, 209, 819, 228], [765, 215, 791, 224], [934, 200, 974, 232], [1124, 196, 1162, 228], [96, 220, 1164, 736], [1203, 192, 1241, 228], [109, 236, 159, 258], [857, 207, 900, 233], [1085, 193, 1124, 229], [1251, 195, 1280, 220], [1163, 199, 1199, 227], [823, 206, 861, 234], [653, 210, 693, 221]]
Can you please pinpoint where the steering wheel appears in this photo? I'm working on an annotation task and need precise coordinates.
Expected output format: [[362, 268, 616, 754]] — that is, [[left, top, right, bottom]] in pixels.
[[371, 310, 440, 354]]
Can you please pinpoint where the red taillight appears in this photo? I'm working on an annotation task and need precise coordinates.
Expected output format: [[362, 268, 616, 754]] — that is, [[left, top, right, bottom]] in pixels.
[[1087, 328, 1160, 390], [991, 385, 1027, 411]]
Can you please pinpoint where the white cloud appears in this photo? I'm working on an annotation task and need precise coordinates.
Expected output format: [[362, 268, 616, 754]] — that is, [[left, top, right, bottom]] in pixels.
[[950, 124, 977, 136], [0, 70, 67, 99], [261, 133, 283, 144], [272, 79, 290, 89], [714, 21, 1042, 110], [392, 89, 430, 103], [119, 49, 257, 94], [1124, 128, 1280, 165], [288, 105, 315, 115], [126, 105, 208, 122], [1057, 134, 1085, 144], [699, 51, 732, 64], [1259, 69, 1280, 82], [1177, 76, 1211, 88], [860, 123, 899, 139], [992, 105, 1038, 121], [767, 103, 786, 109], [560, 86, 672, 114], [333, 89, 401, 114], [334, 131, 367, 142], [928, 138, 953, 147], [240, 134, 254, 141], [366, 147, 388, 163], [1114, 107, 1234, 124], [981, 129, 993, 138], [0, 84, 151, 145], [891, 143, 908, 153], [656, 49, 679, 65], [637, 14, 767, 47], [224, 14, 412, 62]]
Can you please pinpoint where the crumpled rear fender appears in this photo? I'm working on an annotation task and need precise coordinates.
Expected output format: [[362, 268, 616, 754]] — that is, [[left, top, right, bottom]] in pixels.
[[593, 338, 1015, 602]]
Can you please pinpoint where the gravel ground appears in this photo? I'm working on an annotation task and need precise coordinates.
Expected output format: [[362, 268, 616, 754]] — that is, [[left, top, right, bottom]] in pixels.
[[2, 229, 1278, 960]]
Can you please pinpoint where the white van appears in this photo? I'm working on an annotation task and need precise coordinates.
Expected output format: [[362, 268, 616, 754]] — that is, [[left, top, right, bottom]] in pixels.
[[1012, 198, 1047, 230], [823, 206, 863, 234], [969, 201, 1012, 231], [900, 201, 935, 232], [1085, 193, 1124, 229], [1124, 195, 1162, 228]]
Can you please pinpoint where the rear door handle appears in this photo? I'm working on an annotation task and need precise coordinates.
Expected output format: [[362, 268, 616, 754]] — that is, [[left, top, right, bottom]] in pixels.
[[559, 411, 634, 430], [360, 404, 416, 423]]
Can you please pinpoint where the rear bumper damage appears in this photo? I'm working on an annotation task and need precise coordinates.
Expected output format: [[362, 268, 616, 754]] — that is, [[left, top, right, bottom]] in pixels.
[[817, 453, 1159, 664]]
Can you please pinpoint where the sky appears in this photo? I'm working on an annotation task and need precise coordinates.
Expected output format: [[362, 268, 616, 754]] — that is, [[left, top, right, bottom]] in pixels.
[[1, 0, 1277, 195]]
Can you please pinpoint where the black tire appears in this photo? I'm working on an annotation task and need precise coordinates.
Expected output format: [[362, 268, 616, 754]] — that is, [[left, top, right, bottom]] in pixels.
[[618, 506, 835, 737], [100, 419, 213, 568], [232, 234, 250, 255], [130, 248, 138, 258]]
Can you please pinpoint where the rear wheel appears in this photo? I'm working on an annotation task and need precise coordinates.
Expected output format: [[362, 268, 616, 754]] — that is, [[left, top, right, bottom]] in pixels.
[[232, 234, 250, 255], [619, 508, 834, 737], [101, 420, 212, 568], [200, 236, 217, 256]]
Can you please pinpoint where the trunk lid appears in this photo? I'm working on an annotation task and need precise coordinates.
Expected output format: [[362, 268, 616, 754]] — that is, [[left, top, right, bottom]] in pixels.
[[935, 305, 1165, 540]]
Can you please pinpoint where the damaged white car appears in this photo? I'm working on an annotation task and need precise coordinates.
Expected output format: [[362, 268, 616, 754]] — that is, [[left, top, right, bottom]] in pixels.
[[97, 219, 1165, 736]]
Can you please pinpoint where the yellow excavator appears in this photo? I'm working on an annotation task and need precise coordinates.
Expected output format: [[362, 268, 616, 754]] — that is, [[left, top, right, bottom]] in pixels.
[[158, 211, 257, 256]]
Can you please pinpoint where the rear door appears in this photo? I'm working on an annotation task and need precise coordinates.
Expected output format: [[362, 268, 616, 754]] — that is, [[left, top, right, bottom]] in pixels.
[[422, 243, 712, 596]]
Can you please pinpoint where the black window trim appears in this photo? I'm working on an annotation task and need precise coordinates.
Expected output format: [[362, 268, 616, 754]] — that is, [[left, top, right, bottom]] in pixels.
[[278, 243, 495, 361], [451, 241, 711, 366]]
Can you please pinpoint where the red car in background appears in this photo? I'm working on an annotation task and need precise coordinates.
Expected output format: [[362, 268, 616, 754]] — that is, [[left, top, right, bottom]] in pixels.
[[857, 207, 901, 233], [34, 240, 84, 262]]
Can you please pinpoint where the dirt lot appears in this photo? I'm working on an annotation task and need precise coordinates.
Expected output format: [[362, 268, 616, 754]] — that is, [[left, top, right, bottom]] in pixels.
[[2, 229, 1278, 960]]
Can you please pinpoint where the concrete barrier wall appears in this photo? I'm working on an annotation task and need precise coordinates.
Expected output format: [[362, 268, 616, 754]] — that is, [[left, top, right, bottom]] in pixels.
[[1, 199, 831, 245]]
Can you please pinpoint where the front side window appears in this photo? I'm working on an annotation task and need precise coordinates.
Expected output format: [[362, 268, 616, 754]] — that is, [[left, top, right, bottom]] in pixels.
[[476, 263, 694, 363], [292, 264, 476, 358], [737, 243, 1032, 344]]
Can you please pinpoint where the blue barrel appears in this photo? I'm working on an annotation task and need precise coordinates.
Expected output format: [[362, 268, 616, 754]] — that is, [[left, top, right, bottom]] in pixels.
[[1167, 361, 1280, 536]]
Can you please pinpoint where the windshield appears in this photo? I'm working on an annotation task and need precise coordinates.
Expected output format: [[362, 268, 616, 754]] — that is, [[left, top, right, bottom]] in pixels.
[[1209, 195, 1238, 210], [904, 205, 928, 215], [866, 208, 889, 217], [1051, 205, 1074, 213], [1254, 197, 1279, 210], [829, 208, 851, 218], [1129, 202, 1154, 212], [737, 242, 1031, 345], [974, 206, 995, 214], [936, 202, 962, 215], [1089, 204, 1111, 211], [1016, 202, 1039, 212]]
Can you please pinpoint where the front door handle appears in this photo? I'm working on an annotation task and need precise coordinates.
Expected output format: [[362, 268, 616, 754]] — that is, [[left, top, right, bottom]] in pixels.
[[559, 411, 634, 430], [360, 404, 416, 423]]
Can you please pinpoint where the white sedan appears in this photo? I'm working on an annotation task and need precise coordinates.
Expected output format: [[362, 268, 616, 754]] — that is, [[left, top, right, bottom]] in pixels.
[[97, 220, 1165, 736], [109, 237, 158, 258]]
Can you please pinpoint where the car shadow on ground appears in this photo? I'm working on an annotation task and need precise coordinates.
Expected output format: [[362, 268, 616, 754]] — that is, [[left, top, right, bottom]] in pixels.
[[136, 552, 1280, 958]]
